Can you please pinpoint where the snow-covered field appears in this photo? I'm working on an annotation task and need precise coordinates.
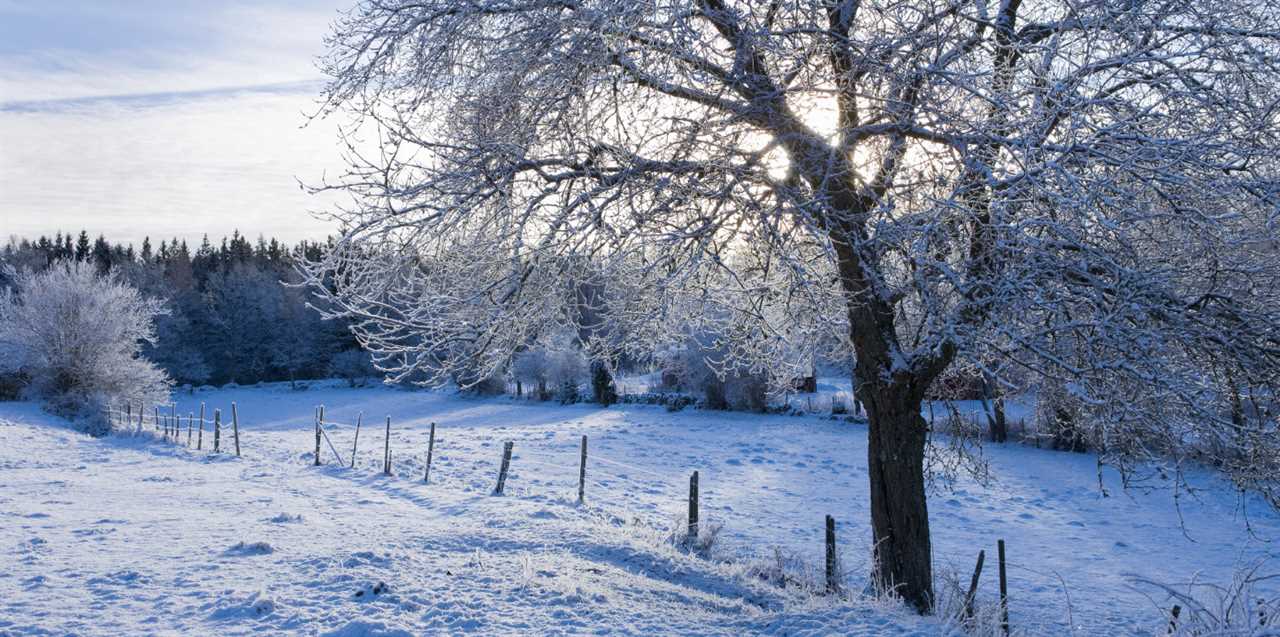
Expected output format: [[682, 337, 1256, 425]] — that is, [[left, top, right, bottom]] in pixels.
[[1, 383, 1276, 635]]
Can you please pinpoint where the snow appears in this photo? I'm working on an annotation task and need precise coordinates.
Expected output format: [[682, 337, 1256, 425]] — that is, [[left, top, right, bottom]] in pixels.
[[2, 383, 1277, 635]]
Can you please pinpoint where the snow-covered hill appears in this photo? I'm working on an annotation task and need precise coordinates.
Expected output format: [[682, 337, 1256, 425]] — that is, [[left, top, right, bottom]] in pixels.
[[1, 384, 1276, 635]]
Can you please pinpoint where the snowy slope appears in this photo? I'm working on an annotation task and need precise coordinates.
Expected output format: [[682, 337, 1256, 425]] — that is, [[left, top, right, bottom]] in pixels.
[[2, 383, 1277, 635], [0, 398, 935, 637]]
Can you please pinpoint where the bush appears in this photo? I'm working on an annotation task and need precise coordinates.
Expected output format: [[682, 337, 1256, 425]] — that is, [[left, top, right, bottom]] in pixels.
[[591, 360, 617, 406], [330, 349, 377, 387], [511, 331, 587, 402], [0, 261, 170, 432]]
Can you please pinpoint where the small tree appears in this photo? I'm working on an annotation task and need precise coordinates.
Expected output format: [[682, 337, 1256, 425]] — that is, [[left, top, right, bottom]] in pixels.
[[591, 360, 618, 406], [0, 261, 170, 432]]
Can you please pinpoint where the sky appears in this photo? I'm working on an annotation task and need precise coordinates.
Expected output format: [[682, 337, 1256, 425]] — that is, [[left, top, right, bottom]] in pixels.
[[0, 0, 352, 247]]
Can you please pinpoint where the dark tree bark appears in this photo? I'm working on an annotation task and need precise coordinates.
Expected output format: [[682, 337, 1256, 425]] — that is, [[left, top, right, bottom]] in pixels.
[[859, 378, 934, 611]]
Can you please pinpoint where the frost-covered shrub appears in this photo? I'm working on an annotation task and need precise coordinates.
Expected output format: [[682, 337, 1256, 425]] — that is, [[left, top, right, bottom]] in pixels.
[[0, 261, 170, 432], [1036, 379, 1089, 452], [667, 334, 771, 412], [330, 349, 377, 387], [511, 349, 551, 399], [511, 332, 587, 402]]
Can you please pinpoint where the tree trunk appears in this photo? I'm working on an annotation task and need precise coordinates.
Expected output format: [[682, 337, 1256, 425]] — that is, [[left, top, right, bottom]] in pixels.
[[860, 378, 934, 613]]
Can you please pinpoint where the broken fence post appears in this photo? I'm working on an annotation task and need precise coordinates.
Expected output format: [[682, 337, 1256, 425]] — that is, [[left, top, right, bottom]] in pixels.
[[424, 422, 436, 483], [825, 515, 839, 593], [688, 470, 700, 540], [494, 441, 513, 495], [964, 549, 986, 619], [231, 402, 241, 457], [578, 435, 587, 504]]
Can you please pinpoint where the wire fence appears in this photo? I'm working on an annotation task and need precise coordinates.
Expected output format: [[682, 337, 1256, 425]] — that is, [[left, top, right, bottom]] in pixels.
[[103, 398, 1055, 632], [104, 400, 241, 456]]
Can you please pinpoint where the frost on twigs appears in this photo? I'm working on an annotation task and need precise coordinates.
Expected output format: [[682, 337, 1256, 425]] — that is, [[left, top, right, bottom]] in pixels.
[[303, 0, 1280, 610]]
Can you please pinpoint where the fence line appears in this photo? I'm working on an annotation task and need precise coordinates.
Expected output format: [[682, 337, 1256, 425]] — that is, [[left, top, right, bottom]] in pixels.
[[105, 400, 244, 458]]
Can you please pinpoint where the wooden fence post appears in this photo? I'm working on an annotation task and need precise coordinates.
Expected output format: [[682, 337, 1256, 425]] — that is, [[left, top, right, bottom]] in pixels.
[[494, 441, 513, 495], [964, 549, 986, 619], [424, 422, 436, 483], [155, 406, 161, 433], [1167, 605, 1182, 635], [231, 402, 241, 457], [825, 515, 839, 593], [578, 435, 587, 504], [213, 409, 221, 453], [998, 539, 1009, 635], [187, 412, 194, 447], [351, 413, 362, 469], [197, 404, 205, 450], [383, 416, 392, 476], [688, 470, 699, 540], [314, 406, 323, 466], [126, 404, 132, 431]]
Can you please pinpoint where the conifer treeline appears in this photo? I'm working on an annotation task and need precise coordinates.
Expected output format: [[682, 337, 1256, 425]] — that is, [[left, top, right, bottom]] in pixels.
[[1, 231, 369, 388]]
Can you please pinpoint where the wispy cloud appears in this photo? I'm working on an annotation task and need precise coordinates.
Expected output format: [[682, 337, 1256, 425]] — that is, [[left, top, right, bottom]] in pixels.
[[0, 1, 350, 244], [0, 1, 341, 103]]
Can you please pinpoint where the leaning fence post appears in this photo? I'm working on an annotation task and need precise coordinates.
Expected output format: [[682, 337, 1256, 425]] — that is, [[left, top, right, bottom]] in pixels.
[[423, 422, 436, 483], [231, 402, 241, 457], [383, 416, 392, 476], [494, 441, 513, 495], [314, 406, 323, 466], [578, 435, 588, 504], [688, 470, 700, 540], [998, 538, 1009, 634], [825, 515, 839, 593], [964, 549, 986, 619], [351, 413, 362, 468], [213, 409, 221, 453]]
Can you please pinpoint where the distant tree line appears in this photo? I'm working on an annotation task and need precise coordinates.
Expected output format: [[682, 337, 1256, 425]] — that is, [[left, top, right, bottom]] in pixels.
[[1, 231, 373, 389]]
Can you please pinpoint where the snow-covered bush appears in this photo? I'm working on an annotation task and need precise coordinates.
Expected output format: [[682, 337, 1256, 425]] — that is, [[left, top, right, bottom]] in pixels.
[[330, 349, 378, 387], [511, 332, 587, 402], [666, 333, 771, 412], [0, 261, 170, 432], [1129, 563, 1279, 636], [511, 349, 550, 399]]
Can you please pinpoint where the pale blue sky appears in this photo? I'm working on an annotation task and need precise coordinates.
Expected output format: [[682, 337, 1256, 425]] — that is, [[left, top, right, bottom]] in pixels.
[[0, 1, 350, 246]]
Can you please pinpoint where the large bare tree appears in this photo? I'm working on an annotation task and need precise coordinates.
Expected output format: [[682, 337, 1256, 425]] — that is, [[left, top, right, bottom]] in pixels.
[[307, 0, 1280, 611]]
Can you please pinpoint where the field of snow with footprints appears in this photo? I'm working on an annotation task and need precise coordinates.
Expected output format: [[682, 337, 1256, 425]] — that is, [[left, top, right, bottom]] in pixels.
[[1, 381, 1277, 636]]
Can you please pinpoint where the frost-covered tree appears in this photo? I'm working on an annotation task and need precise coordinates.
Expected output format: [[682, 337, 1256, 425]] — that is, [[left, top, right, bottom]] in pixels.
[[306, 0, 1280, 610], [0, 261, 170, 431]]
